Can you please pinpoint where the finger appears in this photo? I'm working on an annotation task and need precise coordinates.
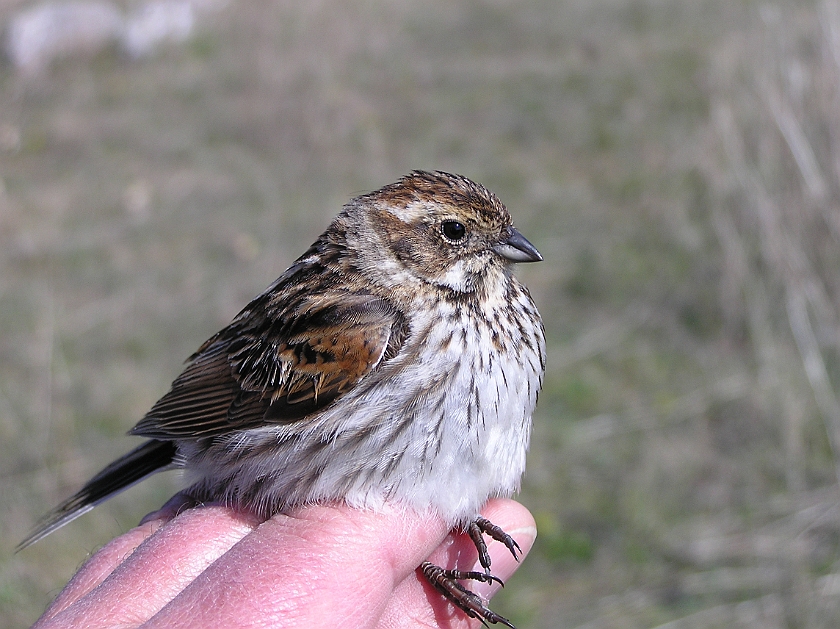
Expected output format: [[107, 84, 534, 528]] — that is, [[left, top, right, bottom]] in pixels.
[[35, 504, 261, 629], [376, 499, 537, 629], [142, 503, 452, 629], [36, 518, 165, 623], [37, 492, 198, 622]]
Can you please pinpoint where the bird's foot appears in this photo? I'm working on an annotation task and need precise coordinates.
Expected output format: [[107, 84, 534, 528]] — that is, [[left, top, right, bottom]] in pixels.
[[420, 561, 514, 628]]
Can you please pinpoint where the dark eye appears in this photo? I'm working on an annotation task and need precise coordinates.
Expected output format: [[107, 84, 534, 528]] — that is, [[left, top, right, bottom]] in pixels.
[[441, 220, 467, 242]]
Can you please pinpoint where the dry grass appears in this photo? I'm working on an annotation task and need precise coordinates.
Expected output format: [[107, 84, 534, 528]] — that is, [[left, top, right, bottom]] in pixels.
[[2, 0, 840, 627]]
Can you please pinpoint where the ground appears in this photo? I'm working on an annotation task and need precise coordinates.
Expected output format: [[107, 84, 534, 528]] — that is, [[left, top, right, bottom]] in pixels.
[[1, 0, 839, 627]]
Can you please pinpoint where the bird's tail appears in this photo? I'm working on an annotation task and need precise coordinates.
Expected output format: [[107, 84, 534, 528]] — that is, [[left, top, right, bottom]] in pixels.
[[18, 439, 178, 550]]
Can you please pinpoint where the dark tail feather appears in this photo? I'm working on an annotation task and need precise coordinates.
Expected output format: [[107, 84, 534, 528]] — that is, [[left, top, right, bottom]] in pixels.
[[18, 439, 178, 551]]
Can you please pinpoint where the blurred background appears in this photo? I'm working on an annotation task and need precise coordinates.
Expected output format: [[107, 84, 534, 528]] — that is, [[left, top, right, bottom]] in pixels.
[[2, 0, 840, 627]]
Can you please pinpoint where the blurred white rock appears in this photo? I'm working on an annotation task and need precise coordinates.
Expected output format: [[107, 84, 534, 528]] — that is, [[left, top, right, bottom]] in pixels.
[[5, 1, 124, 73], [122, 1, 194, 59], [4, 0, 225, 73]]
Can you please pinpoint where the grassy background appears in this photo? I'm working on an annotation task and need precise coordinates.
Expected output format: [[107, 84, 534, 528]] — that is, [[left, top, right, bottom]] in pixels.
[[3, 0, 840, 627]]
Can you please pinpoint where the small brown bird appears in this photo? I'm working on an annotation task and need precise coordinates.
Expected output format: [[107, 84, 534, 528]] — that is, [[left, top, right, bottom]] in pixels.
[[22, 171, 545, 627]]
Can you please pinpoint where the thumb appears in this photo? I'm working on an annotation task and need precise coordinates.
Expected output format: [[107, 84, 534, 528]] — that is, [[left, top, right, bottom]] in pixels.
[[377, 498, 537, 629]]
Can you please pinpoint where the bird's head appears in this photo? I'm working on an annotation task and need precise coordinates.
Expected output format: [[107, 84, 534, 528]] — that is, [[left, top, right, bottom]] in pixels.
[[346, 171, 542, 295]]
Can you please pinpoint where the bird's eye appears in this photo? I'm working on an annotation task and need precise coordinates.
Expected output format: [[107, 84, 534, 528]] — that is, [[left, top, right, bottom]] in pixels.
[[441, 220, 467, 242]]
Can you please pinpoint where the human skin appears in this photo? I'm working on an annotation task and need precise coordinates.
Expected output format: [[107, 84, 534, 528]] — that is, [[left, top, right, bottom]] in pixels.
[[32, 497, 536, 629]]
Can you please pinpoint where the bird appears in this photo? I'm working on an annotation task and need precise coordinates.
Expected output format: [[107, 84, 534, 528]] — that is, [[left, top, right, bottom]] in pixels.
[[20, 170, 545, 627]]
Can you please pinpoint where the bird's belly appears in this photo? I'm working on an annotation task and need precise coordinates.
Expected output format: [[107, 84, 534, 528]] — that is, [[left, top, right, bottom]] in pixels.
[[184, 313, 540, 527]]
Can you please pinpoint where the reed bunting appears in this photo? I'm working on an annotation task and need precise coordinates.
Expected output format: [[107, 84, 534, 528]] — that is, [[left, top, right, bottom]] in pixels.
[[22, 170, 545, 627]]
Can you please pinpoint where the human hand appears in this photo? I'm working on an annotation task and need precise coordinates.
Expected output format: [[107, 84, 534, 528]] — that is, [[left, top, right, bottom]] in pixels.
[[32, 496, 536, 628]]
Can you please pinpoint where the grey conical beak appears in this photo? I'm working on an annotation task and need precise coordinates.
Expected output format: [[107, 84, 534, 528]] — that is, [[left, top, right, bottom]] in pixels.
[[493, 227, 543, 263]]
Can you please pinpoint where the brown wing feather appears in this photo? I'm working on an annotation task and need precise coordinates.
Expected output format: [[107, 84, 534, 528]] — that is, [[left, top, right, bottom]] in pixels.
[[130, 288, 405, 440]]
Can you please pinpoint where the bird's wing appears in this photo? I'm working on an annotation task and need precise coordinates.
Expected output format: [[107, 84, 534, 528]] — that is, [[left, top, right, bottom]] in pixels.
[[130, 291, 407, 439]]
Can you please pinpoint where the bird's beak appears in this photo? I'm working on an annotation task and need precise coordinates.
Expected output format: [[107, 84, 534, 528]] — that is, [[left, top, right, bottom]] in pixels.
[[493, 227, 543, 263]]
